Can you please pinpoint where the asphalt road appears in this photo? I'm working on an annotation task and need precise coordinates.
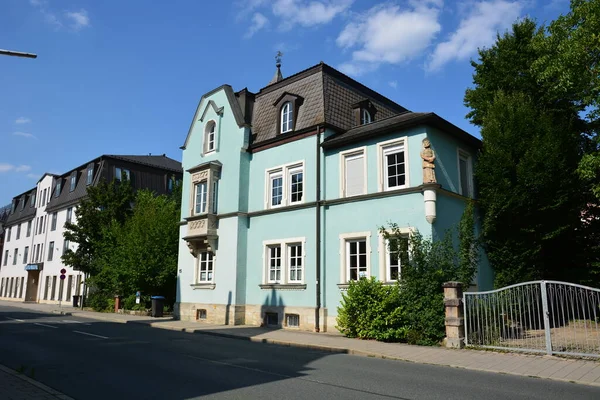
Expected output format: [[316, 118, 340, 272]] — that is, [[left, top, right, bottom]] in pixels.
[[1, 305, 599, 400]]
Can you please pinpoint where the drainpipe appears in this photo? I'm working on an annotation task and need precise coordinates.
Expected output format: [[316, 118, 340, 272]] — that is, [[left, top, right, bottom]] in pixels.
[[315, 126, 323, 333]]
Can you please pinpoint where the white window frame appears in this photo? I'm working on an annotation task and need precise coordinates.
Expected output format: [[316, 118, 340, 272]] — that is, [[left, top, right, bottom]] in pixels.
[[48, 241, 54, 262], [378, 228, 414, 282], [281, 102, 293, 133], [86, 166, 94, 185], [262, 237, 306, 285], [361, 108, 372, 125], [194, 181, 208, 215], [205, 120, 217, 154], [339, 146, 367, 198], [377, 137, 409, 192], [268, 170, 284, 209], [264, 161, 304, 209], [266, 244, 282, 283], [457, 148, 474, 198], [339, 232, 372, 283], [70, 174, 77, 192], [287, 242, 304, 283], [196, 251, 215, 283]]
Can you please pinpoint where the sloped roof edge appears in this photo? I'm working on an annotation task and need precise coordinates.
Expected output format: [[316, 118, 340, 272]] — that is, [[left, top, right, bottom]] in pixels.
[[181, 85, 247, 150]]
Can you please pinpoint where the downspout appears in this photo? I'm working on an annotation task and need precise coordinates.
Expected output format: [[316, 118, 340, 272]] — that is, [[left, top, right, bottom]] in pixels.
[[315, 125, 323, 332]]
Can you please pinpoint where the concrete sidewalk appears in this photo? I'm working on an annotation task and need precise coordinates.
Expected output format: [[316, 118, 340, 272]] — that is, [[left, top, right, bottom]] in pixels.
[[0, 364, 74, 400], [3, 300, 600, 387]]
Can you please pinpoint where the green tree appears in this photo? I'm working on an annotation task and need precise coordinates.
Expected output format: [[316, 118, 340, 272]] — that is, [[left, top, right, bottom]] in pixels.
[[62, 178, 134, 276], [464, 19, 590, 286], [88, 189, 180, 307], [532, 0, 600, 198]]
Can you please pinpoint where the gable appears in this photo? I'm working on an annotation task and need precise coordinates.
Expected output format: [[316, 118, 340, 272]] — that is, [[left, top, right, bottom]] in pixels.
[[181, 85, 247, 150]]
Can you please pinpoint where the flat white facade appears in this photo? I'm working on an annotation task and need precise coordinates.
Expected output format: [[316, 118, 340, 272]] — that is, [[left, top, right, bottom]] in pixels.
[[0, 174, 84, 305]]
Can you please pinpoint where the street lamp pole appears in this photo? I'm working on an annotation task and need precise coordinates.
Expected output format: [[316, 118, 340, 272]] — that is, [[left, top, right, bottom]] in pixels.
[[0, 49, 37, 59]]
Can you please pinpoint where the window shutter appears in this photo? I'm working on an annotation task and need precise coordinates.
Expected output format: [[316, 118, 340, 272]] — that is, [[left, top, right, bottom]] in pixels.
[[345, 154, 365, 197]]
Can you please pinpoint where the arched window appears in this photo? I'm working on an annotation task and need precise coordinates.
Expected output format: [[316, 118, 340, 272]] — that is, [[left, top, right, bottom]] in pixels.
[[281, 102, 293, 133], [205, 121, 216, 153], [361, 108, 372, 125]]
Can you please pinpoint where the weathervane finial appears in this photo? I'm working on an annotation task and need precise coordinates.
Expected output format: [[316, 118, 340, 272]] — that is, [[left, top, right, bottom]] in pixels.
[[275, 51, 283, 68]]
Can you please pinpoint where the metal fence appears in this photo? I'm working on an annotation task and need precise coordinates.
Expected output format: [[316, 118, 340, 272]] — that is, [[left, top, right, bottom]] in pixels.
[[464, 281, 600, 357]]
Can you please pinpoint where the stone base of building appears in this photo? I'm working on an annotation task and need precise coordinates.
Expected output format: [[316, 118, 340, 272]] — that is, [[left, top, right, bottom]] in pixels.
[[175, 302, 330, 332], [0, 296, 24, 302]]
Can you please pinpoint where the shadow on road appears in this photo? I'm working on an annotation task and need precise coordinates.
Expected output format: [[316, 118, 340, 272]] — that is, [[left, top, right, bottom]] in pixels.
[[0, 307, 332, 400]]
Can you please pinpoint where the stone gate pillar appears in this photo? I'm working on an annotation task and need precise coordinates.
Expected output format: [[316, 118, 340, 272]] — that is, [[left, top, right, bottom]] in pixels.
[[443, 281, 464, 348]]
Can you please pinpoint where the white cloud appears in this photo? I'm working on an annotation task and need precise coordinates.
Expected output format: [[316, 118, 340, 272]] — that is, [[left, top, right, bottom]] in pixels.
[[12, 132, 36, 139], [245, 12, 269, 38], [336, 2, 442, 76], [0, 164, 32, 173], [65, 9, 90, 31], [29, 0, 90, 31], [427, 0, 522, 72], [27, 173, 39, 179], [388, 80, 398, 89], [15, 117, 31, 124], [273, 0, 353, 30]]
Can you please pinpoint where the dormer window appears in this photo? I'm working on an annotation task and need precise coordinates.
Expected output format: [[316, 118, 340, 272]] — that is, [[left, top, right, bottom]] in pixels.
[[361, 109, 372, 125], [86, 163, 94, 185], [205, 121, 216, 153], [30, 192, 36, 207], [281, 102, 293, 133], [55, 180, 62, 197], [274, 92, 303, 135], [69, 173, 77, 192], [353, 99, 377, 126]]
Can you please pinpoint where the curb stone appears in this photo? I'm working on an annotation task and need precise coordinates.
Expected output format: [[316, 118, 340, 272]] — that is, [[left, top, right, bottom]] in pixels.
[[0, 363, 75, 400]]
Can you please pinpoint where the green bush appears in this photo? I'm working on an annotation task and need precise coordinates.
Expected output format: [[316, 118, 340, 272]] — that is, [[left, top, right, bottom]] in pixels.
[[87, 291, 112, 312], [336, 202, 478, 346], [337, 278, 408, 341]]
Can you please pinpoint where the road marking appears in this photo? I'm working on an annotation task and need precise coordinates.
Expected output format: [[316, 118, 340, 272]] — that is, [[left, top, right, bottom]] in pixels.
[[62, 320, 92, 326], [34, 323, 58, 329], [73, 330, 108, 339], [5, 317, 25, 322]]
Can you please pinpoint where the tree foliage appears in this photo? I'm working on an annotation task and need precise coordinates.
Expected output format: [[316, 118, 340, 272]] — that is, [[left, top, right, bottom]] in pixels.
[[89, 190, 180, 305], [464, 17, 598, 287], [62, 179, 134, 275], [62, 179, 180, 311], [533, 0, 600, 198], [337, 203, 478, 345]]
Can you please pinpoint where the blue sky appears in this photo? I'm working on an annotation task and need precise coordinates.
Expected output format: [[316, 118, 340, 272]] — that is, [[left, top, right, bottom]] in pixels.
[[0, 0, 570, 206]]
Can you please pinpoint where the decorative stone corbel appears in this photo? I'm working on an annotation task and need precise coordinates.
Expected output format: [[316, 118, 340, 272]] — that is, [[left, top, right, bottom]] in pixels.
[[420, 183, 440, 224]]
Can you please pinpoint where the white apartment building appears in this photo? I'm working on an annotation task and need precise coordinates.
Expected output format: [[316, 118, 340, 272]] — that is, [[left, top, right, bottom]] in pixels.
[[0, 154, 182, 305]]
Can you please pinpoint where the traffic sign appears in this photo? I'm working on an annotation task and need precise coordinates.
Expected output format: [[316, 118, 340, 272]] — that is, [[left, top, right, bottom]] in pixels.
[[60, 268, 66, 280]]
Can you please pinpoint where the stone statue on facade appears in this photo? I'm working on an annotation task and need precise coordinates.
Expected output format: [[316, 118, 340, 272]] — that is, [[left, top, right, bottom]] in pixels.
[[421, 138, 436, 184]]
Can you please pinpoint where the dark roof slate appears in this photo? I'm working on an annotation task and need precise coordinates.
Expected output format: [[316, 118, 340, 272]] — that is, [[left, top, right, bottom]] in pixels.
[[252, 70, 324, 143], [322, 112, 481, 149], [105, 155, 182, 173], [250, 62, 407, 146], [5, 188, 37, 226]]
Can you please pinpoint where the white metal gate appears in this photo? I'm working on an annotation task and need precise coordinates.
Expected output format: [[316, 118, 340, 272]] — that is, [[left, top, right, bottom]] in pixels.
[[464, 281, 600, 357]]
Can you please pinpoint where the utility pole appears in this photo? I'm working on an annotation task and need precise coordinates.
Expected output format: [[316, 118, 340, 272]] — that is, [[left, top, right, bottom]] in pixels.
[[0, 49, 37, 59]]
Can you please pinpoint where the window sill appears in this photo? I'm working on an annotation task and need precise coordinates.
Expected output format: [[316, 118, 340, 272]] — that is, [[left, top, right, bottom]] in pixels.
[[190, 283, 215, 290], [337, 283, 350, 290], [259, 283, 307, 291]]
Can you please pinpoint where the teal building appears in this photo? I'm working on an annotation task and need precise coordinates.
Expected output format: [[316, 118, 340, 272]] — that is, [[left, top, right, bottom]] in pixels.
[[175, 62, 492, 331]]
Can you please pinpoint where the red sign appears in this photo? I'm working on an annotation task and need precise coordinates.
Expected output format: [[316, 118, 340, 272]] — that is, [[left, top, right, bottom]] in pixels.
[[60, 268, 67, 274]]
